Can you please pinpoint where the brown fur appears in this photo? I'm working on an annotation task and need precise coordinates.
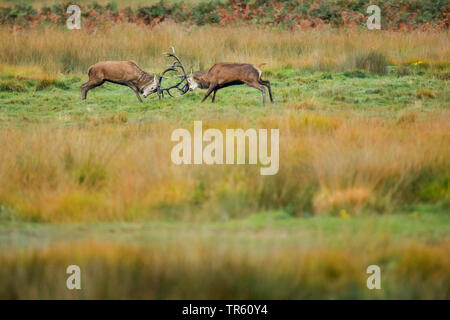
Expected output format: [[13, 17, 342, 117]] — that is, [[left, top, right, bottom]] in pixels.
[[81, 61, 157, 102], [190, 63, 273, 104]]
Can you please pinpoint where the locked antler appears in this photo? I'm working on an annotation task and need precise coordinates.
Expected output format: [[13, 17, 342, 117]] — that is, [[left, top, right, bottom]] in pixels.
[[157, 47, 189, 98]]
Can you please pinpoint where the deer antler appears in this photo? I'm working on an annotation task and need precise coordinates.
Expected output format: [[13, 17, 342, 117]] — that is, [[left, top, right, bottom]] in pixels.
[[157, 46, 189, 98], [164, 46, 187, 80]]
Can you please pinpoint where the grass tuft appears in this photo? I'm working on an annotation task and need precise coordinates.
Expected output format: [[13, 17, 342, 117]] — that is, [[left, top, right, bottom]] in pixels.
[[354, 51, 388, 75]]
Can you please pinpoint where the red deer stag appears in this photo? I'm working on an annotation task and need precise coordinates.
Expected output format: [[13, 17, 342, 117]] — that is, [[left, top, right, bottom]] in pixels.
[[81, 61, 159, 102], [186, 63, 273, 104]]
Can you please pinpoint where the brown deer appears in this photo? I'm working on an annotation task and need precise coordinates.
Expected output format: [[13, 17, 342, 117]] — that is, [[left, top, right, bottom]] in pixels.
[[186, 63, 273, 104], [81, 61, 159, 102]]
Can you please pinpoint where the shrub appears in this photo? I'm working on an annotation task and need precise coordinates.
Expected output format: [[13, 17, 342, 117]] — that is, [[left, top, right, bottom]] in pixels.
[[192, 1, 220, 25], [171, 3, 187, 21], [49, 4, 62, 14], [105, 1, 118, 13], [89, 2, 104, 13], [138, 2, 169, 20], [8, 4, 36, 18]]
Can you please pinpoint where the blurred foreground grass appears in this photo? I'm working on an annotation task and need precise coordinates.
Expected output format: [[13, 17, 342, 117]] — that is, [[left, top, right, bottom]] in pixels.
[[0, 212, 449, 299]]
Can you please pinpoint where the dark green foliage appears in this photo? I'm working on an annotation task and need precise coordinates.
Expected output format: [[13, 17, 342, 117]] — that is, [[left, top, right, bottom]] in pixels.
[[343, 70, 367, 78], [138, 1, 170, 20], [89, 2, 103, 12], [192, 1, 220, 25], [0, 4, 36, 25], [105, 1, 118, 13], [50, 4, 62, 14], [171, 3, 187, 22], [0, 0, 448, 28]]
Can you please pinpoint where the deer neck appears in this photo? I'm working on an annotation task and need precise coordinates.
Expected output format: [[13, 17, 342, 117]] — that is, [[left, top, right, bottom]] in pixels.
[[195, 72, 210, 89], [137, 72, 154, 90]]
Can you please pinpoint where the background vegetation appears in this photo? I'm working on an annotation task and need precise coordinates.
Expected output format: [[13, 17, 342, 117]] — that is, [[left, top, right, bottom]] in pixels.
[[0, 0, 448, 29], [0, 1, 449, 299]]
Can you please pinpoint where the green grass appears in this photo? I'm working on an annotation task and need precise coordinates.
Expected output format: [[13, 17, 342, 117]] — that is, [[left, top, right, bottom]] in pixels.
[[1, 211, 449, 251], [0, 69, 448, 125]]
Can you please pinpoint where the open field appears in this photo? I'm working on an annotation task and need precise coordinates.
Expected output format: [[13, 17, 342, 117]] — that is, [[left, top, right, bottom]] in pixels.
[[0, 22, 449, 299]]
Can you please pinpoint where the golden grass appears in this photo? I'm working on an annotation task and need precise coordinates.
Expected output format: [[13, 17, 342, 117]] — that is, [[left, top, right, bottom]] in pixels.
[[0, 25, 449, 73], [0, 110, 448, 222]]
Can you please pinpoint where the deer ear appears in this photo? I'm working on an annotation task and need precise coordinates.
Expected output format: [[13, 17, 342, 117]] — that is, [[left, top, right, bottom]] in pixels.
[[190, 68, 193, 75]]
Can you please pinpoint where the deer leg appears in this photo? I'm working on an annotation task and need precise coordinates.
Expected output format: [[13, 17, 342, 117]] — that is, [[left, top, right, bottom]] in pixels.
[[260, 79, 273, 103], [246, 81, 266, 105], [211, 88, 219, 103], [262, 87, 266, 105], [201, 84, 217, 103], [126, 82, 143, 103], [81, 79, 105, 100], [81, 84, 87, 100]]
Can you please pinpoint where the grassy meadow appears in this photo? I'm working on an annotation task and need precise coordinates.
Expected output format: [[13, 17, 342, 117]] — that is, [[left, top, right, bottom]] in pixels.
[[0, 23, 449, 299]]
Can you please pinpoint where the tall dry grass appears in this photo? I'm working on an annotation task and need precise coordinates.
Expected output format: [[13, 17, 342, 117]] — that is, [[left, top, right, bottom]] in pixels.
[[0, 110, 448, 222], [0, 25, 449, 73]]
